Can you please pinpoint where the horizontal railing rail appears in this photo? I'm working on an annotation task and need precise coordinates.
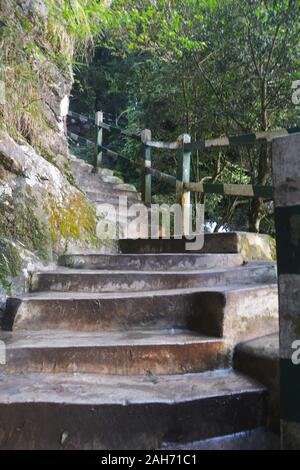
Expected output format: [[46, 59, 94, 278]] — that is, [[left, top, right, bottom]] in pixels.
[[183, 126, 300, 152], [146, 167, 177, 187], [68, 110, 95, 125], [97, 121, 141, 141], [67, 131, 94, 146], [183, 182, 273, 199], [67, 109, 300, 215]]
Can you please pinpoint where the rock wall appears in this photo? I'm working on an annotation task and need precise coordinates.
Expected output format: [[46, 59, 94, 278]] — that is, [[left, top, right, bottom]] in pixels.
[[0, 1, 109, 306]]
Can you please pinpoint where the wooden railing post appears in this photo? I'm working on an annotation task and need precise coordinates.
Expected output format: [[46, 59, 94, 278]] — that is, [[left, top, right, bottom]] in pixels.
[[176, 133, 191, 235], [95, 111, 103, 170], [141, 129, 152, 205]]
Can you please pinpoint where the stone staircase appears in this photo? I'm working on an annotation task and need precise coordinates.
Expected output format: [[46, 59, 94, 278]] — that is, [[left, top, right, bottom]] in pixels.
[[0, 156, 279, 449], [71, 157, 147, 239]]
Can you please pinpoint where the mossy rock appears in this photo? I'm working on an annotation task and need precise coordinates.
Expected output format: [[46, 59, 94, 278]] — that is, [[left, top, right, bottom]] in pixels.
[[0, 190, 52, 261], [0, 240, 22, 294], [48, 191, 105, 253], [236, 232, 276, 261]]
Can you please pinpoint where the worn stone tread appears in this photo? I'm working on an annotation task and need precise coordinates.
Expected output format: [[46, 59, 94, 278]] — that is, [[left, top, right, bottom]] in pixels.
[[31, 263, 277, 293], [161, 427, 280, 450], [15, 282, 278, 300], [4, 283, 278, 334], [0, 329, 229, 375], [0, 370, 267, 449], [59, 252, 244, 270], [1, 328, 221, 348], [235, 333, 279, 360], [0, 369, 264, 404]]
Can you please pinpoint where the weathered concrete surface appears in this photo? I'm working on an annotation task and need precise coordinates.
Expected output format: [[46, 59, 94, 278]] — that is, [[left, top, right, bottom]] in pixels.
[[188, 284, 278, 340], [86, 189, 141, 202], [59, 252, 244, 271], [234, 333, 279, 431], [119, 232, 275, 260], [278, 274, 300, 359], [31, 262, 276, 293], [71, 157, 147, 239], [204, 232, 275, 260], [0, 329, 229, 375], [71, 158, 140, 196], [0, 139, 281, 450], [161, 427, 280, 450], [272, 134, 300, 449], [0, 370, 266, 449], [4, 284, 278, 337]]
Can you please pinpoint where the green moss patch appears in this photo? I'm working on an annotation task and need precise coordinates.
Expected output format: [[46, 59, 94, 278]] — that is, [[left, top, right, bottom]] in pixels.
[[0, 240, 22, 294], [49, 192, 99, 252], [0, 190, 52, 261]]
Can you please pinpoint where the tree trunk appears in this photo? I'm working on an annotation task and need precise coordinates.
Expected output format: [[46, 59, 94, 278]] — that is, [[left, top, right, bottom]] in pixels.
[[248, 79, 269, 232], [249, 197, 264, 232]]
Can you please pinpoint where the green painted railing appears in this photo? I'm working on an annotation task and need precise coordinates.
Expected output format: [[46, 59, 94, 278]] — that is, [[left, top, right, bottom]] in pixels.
[[69, 109, 300, 206]]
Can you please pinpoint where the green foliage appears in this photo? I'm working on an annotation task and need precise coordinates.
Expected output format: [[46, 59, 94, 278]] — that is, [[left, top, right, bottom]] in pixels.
[[0, 0, 108, 157], [1, 0, 299, 237], [72, 0, 299, 233], [103, 0, 209, 59], [49, 0, 108, 57]]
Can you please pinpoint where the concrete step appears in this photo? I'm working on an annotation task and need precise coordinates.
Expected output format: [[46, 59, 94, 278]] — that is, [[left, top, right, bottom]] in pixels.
[[101, 175, 124, 184], [94, 198, 143, 210], [86, 190, 141, 203], [77, 180, 125, 193], [70, 158, 94, 171], [234, 333, 279, 431], [0, 329, 229, 375], [71, 158, 133, 189], [95, 215, 149, 240], [31, 263, 277, 293], [71, 162, 134, 187], [0, 370, 266, 449], [74, 169, 117, 185], [119, 231, 275, 261], [77, 179, 137, 195], [161, 427, 280, 450], [58, 253, 244, 271], [71, 159, 120, 184], [95, 204, 149, 227], [4, 284, 278, 337], [97, 167, 115, 178], [114, 183, 138, 192], [70, 158, 113, 177]]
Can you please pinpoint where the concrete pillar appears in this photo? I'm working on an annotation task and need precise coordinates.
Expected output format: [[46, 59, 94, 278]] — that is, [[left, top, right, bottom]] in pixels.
[[272, 134, 300, 449]]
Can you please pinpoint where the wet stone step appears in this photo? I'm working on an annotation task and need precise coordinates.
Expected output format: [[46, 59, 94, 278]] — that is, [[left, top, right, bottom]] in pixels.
[[0, 329, 229, 375], [58, 253, 244, 271], [0, 370, 266, 450], [31, 263, 277, 293], [4, 284, 278, 341]]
